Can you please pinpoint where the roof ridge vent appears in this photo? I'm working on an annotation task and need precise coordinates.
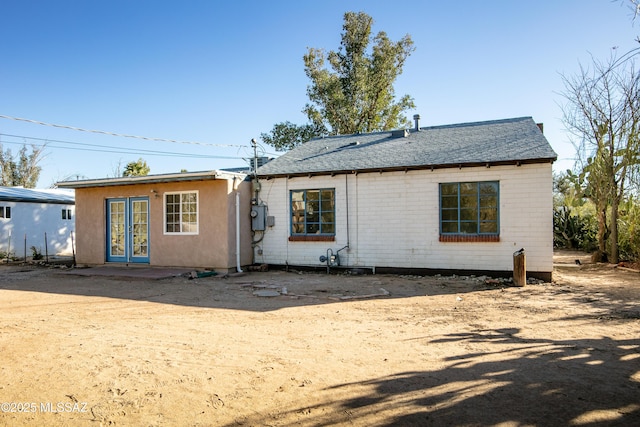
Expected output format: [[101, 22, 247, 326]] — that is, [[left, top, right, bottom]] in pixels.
[[391, 129, 409, 138]]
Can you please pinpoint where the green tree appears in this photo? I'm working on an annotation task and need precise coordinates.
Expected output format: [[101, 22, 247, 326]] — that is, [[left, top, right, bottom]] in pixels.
[[260, 121, 326, 152], [261, 11, 415, 151], [122, 158, 150, 177], [0, 144, 44, 188], [560, 56, 640, 263]]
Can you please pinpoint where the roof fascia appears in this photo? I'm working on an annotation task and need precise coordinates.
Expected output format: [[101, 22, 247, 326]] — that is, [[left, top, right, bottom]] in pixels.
[[57, 170, 248, 189], [0, 197, 75, 204], [256, 157, 557, 179]]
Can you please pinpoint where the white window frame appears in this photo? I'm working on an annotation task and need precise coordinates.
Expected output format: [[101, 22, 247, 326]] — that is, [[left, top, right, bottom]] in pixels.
[[0, 206, 10, 219], [163, 191, 199, 235]]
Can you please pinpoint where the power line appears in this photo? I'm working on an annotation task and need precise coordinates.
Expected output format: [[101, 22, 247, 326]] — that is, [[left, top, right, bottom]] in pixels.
[[0, 139, 238, 159], [0, 114, 245, 148], [0, 133, 244, 160]]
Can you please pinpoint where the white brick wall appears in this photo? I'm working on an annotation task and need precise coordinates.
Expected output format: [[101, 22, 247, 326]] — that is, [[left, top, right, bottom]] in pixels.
[[255, 163, 553, 274]]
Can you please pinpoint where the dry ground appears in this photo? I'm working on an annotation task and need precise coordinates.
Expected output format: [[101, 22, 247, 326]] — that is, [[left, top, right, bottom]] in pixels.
[[0, 251, 639, 426]]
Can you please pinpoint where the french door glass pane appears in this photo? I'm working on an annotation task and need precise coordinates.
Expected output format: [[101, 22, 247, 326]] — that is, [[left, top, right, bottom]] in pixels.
[[110, 201, 125, 256], [131, 200, 148, 257]]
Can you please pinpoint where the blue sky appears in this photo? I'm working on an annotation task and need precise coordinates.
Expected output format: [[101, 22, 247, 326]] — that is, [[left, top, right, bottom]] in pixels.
[[1, 1, 639, 187]]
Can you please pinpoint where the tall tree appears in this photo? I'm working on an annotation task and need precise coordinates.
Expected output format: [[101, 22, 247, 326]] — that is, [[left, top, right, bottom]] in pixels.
[[122, 158, 150, 177], [260, 122, 326, 152], [261, 11, 415, 151], [561, 55, 640, 263], [0, 144, 44, 188]]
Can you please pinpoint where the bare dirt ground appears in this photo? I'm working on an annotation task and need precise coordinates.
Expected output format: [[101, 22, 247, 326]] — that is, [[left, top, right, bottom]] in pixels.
[[0, 251, 638, 426]]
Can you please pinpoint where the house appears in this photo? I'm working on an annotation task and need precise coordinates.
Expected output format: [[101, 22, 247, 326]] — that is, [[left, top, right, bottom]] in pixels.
[[57, 170, 252, 272], [0, 186, 76, 258], [253, 116, 558, 281]]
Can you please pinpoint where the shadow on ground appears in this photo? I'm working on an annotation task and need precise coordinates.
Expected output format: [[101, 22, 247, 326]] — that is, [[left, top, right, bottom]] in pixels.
[[0, 265, 515, 312], [225, 329, 640, 426]]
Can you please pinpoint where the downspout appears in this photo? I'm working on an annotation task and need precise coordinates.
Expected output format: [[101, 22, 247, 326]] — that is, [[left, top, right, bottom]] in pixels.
[[345, 174, 350, 248], [235, 178, 243, 273]]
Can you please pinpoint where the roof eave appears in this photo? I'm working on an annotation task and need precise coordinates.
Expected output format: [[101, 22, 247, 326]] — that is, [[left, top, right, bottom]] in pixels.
[[0, 197, 75, 204], [256, 157, 557, 179], [57, 170, 248, 189]]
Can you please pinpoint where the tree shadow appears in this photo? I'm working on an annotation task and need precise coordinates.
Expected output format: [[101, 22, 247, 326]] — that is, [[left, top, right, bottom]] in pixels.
[[2, 265, 638, 424], [225, 329, 640, 426]]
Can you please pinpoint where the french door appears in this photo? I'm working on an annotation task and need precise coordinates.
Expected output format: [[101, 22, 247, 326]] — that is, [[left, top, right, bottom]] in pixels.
[[106, 197, 150, 263]]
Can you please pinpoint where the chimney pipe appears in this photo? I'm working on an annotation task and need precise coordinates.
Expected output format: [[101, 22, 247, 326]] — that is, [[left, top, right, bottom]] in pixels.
[[413, 114, 421, 131]]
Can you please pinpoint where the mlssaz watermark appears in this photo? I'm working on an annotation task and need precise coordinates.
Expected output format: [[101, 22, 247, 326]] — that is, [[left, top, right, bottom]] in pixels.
[[1, 402, 88, 413]]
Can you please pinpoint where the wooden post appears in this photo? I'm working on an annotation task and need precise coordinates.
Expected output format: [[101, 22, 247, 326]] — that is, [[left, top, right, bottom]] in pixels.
[[513, 248, 526, 287]]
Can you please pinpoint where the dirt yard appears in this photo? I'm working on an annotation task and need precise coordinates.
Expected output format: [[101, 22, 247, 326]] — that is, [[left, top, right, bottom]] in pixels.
[[0, 251, 638, 426]]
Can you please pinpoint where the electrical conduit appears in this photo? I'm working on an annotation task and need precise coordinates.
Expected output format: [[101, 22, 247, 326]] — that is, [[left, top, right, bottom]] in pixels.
[[235, 185, 243, 273]]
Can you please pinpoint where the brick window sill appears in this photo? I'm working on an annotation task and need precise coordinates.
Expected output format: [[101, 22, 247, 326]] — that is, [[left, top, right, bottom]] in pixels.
[[289, 235, 336, 242], [439, 235, 500, 242]]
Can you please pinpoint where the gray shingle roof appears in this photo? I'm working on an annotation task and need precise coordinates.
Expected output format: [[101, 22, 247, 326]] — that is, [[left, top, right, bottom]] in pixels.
[[0, 187, 75, 204], [256, 117, 558, 177]]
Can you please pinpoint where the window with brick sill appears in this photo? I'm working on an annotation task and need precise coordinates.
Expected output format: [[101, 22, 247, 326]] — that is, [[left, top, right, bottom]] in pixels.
[[290, 188, 335, 240], [439, 181, 499, 242], [439, 234, 500, 242]]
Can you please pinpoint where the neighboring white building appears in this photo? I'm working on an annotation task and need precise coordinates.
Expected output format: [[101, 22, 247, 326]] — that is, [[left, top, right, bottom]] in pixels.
[[0, 186, 75, 258], [253, 117, 557, 281]]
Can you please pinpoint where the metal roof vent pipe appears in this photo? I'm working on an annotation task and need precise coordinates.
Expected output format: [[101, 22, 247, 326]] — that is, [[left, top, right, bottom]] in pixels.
[[413, 114, 421, 131]]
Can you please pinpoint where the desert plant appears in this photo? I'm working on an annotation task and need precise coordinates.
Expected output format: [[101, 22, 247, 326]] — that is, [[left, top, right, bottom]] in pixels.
[[553, 206, 598, 252], [30, 246, 43, 260], [0, 250, 18, 262], [617, 197, 640, 261]]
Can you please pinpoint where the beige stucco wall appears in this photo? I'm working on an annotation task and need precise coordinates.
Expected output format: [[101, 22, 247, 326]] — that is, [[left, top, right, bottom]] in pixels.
[[255, 163, 554, 277], [74, 178, 252, 271]]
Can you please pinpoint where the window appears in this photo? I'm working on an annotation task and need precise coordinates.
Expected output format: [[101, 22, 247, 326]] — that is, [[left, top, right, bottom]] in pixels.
[[165, 191, 198, 234], [0, 206, 10, 219], [62, 209, 72, 220], [440, 181, 499, 237], [290, 189, 335, 236]]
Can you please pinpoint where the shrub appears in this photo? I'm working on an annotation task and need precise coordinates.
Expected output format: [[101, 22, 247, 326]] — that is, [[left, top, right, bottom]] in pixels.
[[30, 246, 44, 260], [553, 206, 598, 252]]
